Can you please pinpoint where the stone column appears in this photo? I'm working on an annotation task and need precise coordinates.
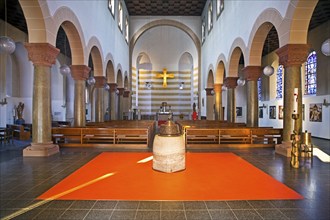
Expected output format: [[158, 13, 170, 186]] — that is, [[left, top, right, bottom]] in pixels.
[[275, 44, 309, 156], [242, 66, 262, 127], [205, 88, 214, 120], [123, 90, 131, 119], [117, 88, 125, 120], [108, 83, 118, 120], [94, 76, 106, 122], [214, 83, 223, 120], [23, 43, 60, 157], [71, 65, 90, 127], [224, 77, 238, 123]]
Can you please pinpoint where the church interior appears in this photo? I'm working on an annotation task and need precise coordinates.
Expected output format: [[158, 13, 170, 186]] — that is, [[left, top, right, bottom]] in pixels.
[[0, 0, 329, 219]]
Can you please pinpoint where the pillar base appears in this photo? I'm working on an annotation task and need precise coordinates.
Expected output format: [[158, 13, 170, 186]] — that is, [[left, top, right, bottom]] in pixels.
[[275, 141, 292, 157], [23, 143, 59, 157]]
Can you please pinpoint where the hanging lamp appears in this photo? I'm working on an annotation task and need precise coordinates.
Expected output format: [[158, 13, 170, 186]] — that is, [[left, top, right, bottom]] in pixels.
[[59, 31, 71, 75], [263, 26, 274, 76], [0, 0, 16, 54]]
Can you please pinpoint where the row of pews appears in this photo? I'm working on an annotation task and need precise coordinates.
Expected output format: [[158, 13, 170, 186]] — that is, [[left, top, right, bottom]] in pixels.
[[52, 120, 156, 150], [176, 120, 283, 149], [51, 119, 283, 150]]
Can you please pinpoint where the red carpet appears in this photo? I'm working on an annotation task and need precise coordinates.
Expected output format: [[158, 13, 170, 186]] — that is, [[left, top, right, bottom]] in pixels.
[[38, 152, 303, 201]]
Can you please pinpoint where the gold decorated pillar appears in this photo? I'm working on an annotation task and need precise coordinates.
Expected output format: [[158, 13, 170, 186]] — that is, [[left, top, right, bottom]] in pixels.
[[242, 66, 262, 127], [71, 65, 90, 127], [23, 43, 60, 157], [108, 83, 118, 120], [94, 76, 106, 122], [224, 77, 238, 123], [214, 83, 223, 120], [276, 44, 309, 142], [117, 88, 125, 120], [205, 88, 214, 120]]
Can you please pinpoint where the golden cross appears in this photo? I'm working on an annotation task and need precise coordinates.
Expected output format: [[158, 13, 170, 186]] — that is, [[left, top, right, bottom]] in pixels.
[[156, 68, 174, 88]]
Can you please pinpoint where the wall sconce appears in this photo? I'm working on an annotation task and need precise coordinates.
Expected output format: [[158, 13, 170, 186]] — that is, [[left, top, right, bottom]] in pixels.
[[323, 99, 329, 107], [145, 82, 152, 89], [179, 82, 184, 90], [0, 98, 7, 105], [237, 78, 246, 86]]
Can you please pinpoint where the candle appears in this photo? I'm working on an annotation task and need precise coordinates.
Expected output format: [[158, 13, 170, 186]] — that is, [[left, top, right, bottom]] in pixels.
[[293, 88, 298, 114]]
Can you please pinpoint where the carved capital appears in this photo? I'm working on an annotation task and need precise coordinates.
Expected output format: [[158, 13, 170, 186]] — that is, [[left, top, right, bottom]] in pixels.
[[224, 77, 239, 89], [108, 83, 118, 92], [213, 83, 222, 93], [276, 44, 309, 67], [242, 66, 262, 81], [117, 88, 125, 95], [94, 76, 107, 88], [25, 43, 60, 67], [123, 90, 130, 97], [205, 88, 214, 96], [70, 65, 91, 81]]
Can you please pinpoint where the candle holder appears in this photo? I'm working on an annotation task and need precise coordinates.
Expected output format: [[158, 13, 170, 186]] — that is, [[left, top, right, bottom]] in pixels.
[[290, 113, 300, 168]]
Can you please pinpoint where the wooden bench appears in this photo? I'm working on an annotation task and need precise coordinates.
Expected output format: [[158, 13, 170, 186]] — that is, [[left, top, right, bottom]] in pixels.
[[219, 128, 252, 144], [6, 124, 31, 140], [82, 128, 115, 144], [186, 129, 220, 145], [251, 128, 283, 144], [115, 128, 149, 148], [52, 127, 82, 146]]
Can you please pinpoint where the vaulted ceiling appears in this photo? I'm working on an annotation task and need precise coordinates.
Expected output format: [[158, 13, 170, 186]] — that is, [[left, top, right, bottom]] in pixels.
[[1, 0, 329, 58]]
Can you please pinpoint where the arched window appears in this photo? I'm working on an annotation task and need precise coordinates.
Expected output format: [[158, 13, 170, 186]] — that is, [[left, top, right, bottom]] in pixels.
[[305, 51, 317, 95], [276, 65, 283, 99], [208, 2, 213, 32], [257, 78, 261, 100]]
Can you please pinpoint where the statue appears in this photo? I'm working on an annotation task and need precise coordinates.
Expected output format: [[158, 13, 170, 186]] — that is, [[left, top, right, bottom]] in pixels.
[[15, 102, 25, 124], [192, 103, 198, 120]]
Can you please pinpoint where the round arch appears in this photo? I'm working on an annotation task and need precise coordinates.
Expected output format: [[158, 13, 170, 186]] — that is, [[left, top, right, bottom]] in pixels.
[[89, 45, 103, 76], [228, 44, 245, 77], [215, 54, 227, 84]]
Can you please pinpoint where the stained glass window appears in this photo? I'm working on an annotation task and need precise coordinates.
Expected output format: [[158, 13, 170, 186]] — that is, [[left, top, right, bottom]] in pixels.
[[202, 20, 206, 43], [257, 78, 262, 100], [305, 51, 317, 95], [276, 65, 283, 99], [118, 1, 123, 31], [108, 0, 115, 16], [208, 2, 213, 32]]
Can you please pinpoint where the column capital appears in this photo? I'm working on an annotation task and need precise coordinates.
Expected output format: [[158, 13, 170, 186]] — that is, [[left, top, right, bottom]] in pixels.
[[25, 43, 59, 67], [276, 44, 309, 67], [224, 77, 239, 89], [242, 66, 262, 81], [205, 88, 214, 96], [70, 65, 91, 80], [213, 83, 223, 93], [108, 83, 118, 92], [117, 87, 125, 95], [123, 90, 130, 97], [94, 76, 107, 88]]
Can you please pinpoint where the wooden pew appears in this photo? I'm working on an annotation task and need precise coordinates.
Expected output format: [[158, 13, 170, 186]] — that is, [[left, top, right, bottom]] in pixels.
[[6, 124, 31, 140], [115, 128, 149, 149], [251, 128, 283, 145], [219, 128, 252, 145], [52, 127, 82, 146], [186, 129, 220, 145], [82, 128, 115, 144]]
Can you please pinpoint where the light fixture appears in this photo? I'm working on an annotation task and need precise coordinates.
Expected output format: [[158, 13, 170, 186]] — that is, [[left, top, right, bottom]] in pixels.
[[87, 76, 96, 86], [237, 78, 246, 86], [263, 25, 274, 76], [0, 98, 7, 105], [145, 82, 152, 89], [210, 89, 215, 95], [59, 31, 71, 75], [179, 82, 184, 90], [0, 0, 16, 54], [321, 39, 330, 56], [104, 83, 110, 90], [323, 99, 330, 107], [222, 85, 227, 91]]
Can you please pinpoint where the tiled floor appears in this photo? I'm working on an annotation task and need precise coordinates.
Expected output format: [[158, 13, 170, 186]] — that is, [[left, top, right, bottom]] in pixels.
[[0, 138, 329, 220]]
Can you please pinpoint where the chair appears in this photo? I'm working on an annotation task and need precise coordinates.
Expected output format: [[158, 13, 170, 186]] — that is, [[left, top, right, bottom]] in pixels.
[[4, 127, 14, 144]]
